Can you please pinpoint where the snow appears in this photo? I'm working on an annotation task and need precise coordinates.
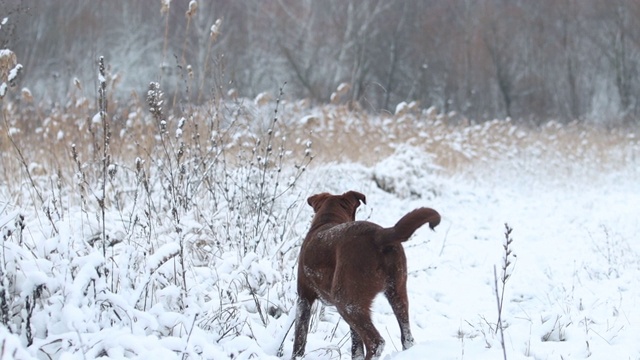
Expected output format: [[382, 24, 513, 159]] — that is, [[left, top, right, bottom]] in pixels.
[[8, 63, 22, 82], [0, 48, 14, 60], [1, 117, 639, 360], [395, 101, 409, 115], [255, 92, 272, 106], [0, 326, 32, 360], [211, 19, 222, 36]]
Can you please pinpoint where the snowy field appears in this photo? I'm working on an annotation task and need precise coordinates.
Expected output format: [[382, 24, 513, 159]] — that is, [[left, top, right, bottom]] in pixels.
[[285, 153, 640, 360], [1, 105, 639, 360]]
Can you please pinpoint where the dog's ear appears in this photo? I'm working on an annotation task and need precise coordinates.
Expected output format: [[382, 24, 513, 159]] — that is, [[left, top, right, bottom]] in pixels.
[[343, 191, 366, 206], [307, 193, 330, 212], [342, 191, 366, 220]]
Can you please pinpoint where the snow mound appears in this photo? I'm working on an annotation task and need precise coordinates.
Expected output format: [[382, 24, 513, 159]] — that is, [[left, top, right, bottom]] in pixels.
[[372, 145, 441, 199]]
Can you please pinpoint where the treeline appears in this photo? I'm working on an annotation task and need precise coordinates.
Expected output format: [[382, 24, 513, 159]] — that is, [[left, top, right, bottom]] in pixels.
[[3, 0, 640, 124]]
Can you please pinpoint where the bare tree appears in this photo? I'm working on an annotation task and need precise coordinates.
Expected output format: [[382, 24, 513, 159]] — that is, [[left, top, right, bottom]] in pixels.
[[6, 0, 640, 124]]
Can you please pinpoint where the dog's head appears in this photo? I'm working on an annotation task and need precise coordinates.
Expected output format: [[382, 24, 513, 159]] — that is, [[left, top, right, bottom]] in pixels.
[[307, 191, 366, 221]]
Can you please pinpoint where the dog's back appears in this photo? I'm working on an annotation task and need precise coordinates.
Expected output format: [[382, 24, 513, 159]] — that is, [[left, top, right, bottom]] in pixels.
[[302, 207, 440, 302]]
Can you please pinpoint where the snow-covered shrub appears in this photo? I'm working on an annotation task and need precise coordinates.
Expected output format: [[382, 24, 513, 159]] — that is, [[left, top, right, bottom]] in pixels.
[[372, 144, 441, 199], [0, 53, 312, 357], [0, 325, 33, 360]]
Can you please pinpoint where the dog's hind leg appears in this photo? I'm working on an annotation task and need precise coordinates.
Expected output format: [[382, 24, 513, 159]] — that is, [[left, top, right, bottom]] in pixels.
[[384, 282, 415, 350], [350, 327, 365, 360], [292, 296, 314, 359], [339, 306, 384, 360]]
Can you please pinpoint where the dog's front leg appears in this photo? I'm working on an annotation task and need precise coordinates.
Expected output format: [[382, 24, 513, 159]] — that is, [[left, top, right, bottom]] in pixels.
[[350, 327, 365, 360], [292, 296, 314, 359]]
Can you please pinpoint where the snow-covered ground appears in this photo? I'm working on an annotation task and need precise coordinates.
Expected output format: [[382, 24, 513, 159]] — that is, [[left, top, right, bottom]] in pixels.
[[1, 121, 639, 360], [294, 154, 640, 360]]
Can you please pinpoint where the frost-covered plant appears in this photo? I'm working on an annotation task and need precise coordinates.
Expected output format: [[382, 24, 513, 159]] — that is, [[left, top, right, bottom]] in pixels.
[[372, 144, 440, 199], [197, 18, 222, 103], [494, 223, 516, 360], [0, 17, 23, 99], [589, 225, 635, 279], [97, 56, 111, 257], [0, 44, 313, 357], [540, 314, 570, 342], [218, 85, 312, 256]]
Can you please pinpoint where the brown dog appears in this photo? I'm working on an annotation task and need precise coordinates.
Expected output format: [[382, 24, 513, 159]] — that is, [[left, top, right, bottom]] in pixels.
[[292, 191, 441, 360]]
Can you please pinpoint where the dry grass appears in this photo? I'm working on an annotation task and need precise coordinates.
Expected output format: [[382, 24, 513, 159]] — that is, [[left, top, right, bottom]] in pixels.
[[2, 97, 639, 190], [286, 104, 639, 181]]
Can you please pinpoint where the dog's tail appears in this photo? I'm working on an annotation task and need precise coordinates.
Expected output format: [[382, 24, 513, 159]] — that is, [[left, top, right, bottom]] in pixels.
[[375, 207, 441, 246]]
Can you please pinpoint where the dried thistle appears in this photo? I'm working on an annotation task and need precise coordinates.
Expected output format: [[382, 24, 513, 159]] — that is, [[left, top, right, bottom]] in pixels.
[[210, 18, 222, 41], [160, 0, 171, 14], [186, 1, 198, 18], [187, 64, 194, 79], [147, 81, 165, 123], [0, 49, 17, 74], [501, 223, 515, 283], [0, 49, 21, 98], [21, 87, 32, 102]]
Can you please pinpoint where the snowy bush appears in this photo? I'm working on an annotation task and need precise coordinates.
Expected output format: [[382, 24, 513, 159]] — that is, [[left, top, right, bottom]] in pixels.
[[372, 145, 441, 199], [0, 60, 312, 358]]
